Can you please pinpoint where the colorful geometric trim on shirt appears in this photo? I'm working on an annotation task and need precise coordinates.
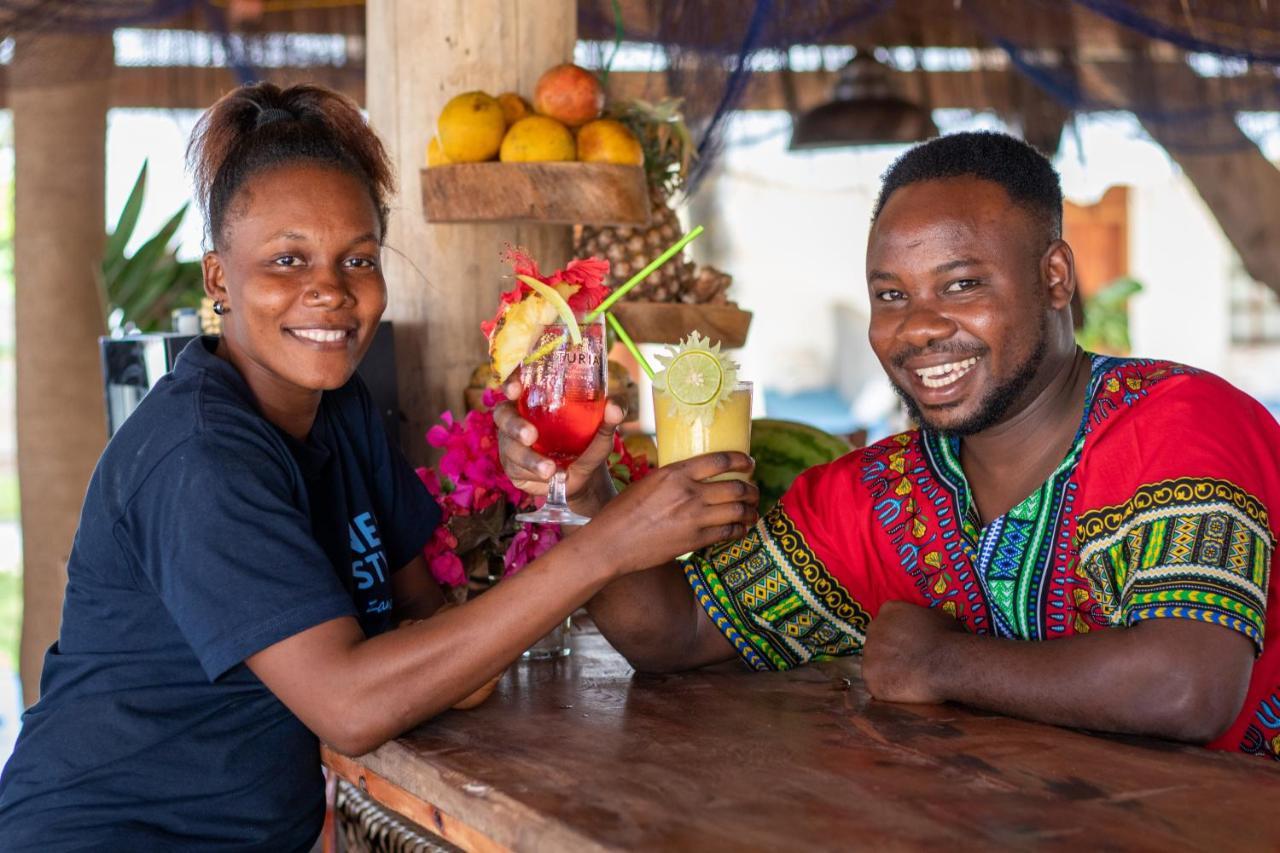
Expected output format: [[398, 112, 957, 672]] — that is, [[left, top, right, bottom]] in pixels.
[[859, 433, 989, 633], [682, 504, 869, 671], [1076, 477, 1273, 651], [1240, 690, 1280, 761], [1084, 355, 1196, 434], [924, 427, 1087, 642]]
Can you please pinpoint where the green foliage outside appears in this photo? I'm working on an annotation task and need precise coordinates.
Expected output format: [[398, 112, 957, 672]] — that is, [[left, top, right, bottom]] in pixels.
[[1077, 276, 1144, 355], [102, 160, 203, 334]]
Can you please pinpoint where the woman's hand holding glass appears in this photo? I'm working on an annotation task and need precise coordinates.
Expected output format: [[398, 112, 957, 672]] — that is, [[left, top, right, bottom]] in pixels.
[[494, 378, 625, 517], [494, 378, 760, 575]]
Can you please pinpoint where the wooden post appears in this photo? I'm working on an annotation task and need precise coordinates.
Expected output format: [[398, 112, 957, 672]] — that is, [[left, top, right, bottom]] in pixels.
[[366, 1, 576, 465], [11, 34, 112, 703]]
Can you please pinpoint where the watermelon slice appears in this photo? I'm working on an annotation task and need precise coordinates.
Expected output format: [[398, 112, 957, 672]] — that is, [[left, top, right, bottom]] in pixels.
[[749, 419, 852, 514]]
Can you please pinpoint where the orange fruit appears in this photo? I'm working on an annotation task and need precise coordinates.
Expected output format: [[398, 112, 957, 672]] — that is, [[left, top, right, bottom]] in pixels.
[[437, 91, 506, 162], [426, 136, 451, 167], [499, 116, 576, 163], [576, 119, 644, 166], [497, 92, 532, 126], [533, 64, 604, 128]]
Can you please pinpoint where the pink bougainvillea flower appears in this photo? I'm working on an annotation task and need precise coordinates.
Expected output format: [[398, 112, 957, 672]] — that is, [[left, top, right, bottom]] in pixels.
[[422, 523, 467, 588], [502, 523, 562, 577]]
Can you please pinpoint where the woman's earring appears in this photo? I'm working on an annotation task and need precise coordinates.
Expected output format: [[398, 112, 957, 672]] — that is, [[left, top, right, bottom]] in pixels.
[[212, 300, 228, 316]]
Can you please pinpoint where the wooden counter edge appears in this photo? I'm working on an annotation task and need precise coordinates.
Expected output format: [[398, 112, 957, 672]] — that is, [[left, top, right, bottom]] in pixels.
[[323, 746, 510, 853], [322, 743, 610, 853]]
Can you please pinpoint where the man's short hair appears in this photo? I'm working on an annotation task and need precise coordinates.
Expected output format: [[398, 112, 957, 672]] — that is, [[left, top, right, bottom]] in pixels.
[[873, 131, 1064, 243]]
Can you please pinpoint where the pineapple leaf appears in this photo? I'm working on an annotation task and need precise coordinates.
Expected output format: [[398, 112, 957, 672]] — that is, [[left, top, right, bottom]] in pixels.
[[610, 97, 696, 196]]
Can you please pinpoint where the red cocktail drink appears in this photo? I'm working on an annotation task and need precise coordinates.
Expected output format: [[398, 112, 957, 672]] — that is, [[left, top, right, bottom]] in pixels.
[[519, 391, 607, 466], [514, 316, 607, 525]]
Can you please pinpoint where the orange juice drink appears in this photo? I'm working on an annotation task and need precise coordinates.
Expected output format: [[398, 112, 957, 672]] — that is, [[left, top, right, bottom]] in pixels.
[[653, 382, 753, 481], [651, 332, 751, 482]]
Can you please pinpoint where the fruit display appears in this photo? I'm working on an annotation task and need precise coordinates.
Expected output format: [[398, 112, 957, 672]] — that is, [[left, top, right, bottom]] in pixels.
[[428, 64, 630, 168], [428, 66, 738, 311], [500, 115, 576, 163], [576, 119, 644, 167], [576, 99, 735, 307], [496, 92, 532, 125], [436, 91, 506, 163]]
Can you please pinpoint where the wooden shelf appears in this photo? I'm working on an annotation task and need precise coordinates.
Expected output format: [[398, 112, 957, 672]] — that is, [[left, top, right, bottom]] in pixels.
[[421, 163, 650, 226], [610, 301, 752, 349]]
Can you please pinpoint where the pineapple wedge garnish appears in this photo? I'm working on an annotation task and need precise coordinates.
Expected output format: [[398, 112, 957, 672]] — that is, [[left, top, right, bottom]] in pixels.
[[487, 282, 581, 383]]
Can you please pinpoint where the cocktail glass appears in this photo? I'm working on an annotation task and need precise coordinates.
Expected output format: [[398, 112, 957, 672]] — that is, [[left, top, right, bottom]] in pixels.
[[515, 313, 608, 525], [652, 381, 753, 481]]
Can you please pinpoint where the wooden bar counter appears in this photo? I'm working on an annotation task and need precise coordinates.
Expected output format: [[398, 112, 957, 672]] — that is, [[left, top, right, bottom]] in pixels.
[[323, 625, 1280, 852]]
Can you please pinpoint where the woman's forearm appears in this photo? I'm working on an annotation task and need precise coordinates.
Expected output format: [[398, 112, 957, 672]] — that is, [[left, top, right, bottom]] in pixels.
[[250, 531, 620, 755]]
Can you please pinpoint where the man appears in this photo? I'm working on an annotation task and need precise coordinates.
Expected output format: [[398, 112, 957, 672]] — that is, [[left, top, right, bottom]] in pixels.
[[497, 131, 1280, 759]]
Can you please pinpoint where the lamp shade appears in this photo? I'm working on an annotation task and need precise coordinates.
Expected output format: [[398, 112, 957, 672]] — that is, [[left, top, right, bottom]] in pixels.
[[790, 54, 938, 149]]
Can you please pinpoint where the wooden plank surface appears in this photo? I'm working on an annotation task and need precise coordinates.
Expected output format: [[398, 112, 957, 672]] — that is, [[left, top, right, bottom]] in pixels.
[[610, 301, 752, 348], [331, 627, 1280, 852], [421, 164, 650, 227]]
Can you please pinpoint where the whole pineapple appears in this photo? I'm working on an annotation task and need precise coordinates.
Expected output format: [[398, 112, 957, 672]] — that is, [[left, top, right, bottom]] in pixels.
[[577, 99, 717, 303]]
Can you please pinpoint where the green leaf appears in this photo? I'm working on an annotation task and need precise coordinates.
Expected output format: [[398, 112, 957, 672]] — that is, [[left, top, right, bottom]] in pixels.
[[1077, 276, 1144, 355], [108, 202, 189, 312], [127, 260, 185, 331], [103, 161, 148, 278]]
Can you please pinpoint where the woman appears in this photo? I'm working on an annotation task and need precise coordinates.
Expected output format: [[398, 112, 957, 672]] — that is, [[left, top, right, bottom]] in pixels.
[[0, 82, 757, 851]]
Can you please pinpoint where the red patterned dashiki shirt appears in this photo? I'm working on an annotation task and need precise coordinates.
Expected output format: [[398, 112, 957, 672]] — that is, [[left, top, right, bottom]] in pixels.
[[683, 356, 1280, 759]]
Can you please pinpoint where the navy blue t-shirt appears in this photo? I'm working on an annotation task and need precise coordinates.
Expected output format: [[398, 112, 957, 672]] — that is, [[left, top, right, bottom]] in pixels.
[[0, 337, 440, 851]]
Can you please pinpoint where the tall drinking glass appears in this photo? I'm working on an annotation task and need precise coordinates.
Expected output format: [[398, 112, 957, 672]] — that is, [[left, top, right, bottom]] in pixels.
[[653, 381, 753, 481], [515, 313, 608, 525]]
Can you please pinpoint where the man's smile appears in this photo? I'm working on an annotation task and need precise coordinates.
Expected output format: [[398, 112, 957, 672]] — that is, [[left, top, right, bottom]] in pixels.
[[914, 355, 981, 389]]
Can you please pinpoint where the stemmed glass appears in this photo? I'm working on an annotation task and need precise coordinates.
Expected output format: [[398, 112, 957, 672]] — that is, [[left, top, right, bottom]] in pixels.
[[515, 313, 607, 525]]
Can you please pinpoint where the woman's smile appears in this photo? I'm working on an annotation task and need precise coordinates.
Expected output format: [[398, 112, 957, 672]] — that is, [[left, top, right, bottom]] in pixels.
[[285, 325, 358, 348]]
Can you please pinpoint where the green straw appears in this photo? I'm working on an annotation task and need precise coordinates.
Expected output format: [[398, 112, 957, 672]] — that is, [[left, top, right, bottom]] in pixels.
[[586, 224, 705, 321], [605, 311, 654, 380], [523, 225, 707, 367]]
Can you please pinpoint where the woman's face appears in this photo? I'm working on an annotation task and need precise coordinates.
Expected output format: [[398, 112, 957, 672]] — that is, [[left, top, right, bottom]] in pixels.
[[203, 162, 387, 408]]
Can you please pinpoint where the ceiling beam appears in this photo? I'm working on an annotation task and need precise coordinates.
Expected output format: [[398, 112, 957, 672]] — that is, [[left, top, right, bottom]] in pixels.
[[134, 0, 1164, 51], [0, 58, 1273, 116]]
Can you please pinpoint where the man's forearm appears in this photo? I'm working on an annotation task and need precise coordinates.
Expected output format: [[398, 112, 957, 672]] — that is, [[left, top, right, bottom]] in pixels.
[[572, 464, 737, 672], [924, 620, 1253, 743], [585, 560, 714, 672]]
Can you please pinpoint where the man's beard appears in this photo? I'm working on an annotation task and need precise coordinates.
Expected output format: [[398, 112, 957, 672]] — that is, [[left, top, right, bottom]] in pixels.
[[891, 317, 1050, 437]]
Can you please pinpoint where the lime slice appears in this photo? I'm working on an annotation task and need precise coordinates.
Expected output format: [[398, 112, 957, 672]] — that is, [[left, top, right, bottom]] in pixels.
[[517, 275, 581, 345], [665, 349, 724, 406]]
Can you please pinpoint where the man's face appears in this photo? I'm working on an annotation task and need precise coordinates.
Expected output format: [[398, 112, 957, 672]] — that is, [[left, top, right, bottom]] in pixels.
[[866, 177, 1055, 435]]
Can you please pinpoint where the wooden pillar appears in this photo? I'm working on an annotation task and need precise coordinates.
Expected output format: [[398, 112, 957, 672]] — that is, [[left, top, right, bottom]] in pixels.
[[367, 1, 576, 465], [11, 34, 112, 703]]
